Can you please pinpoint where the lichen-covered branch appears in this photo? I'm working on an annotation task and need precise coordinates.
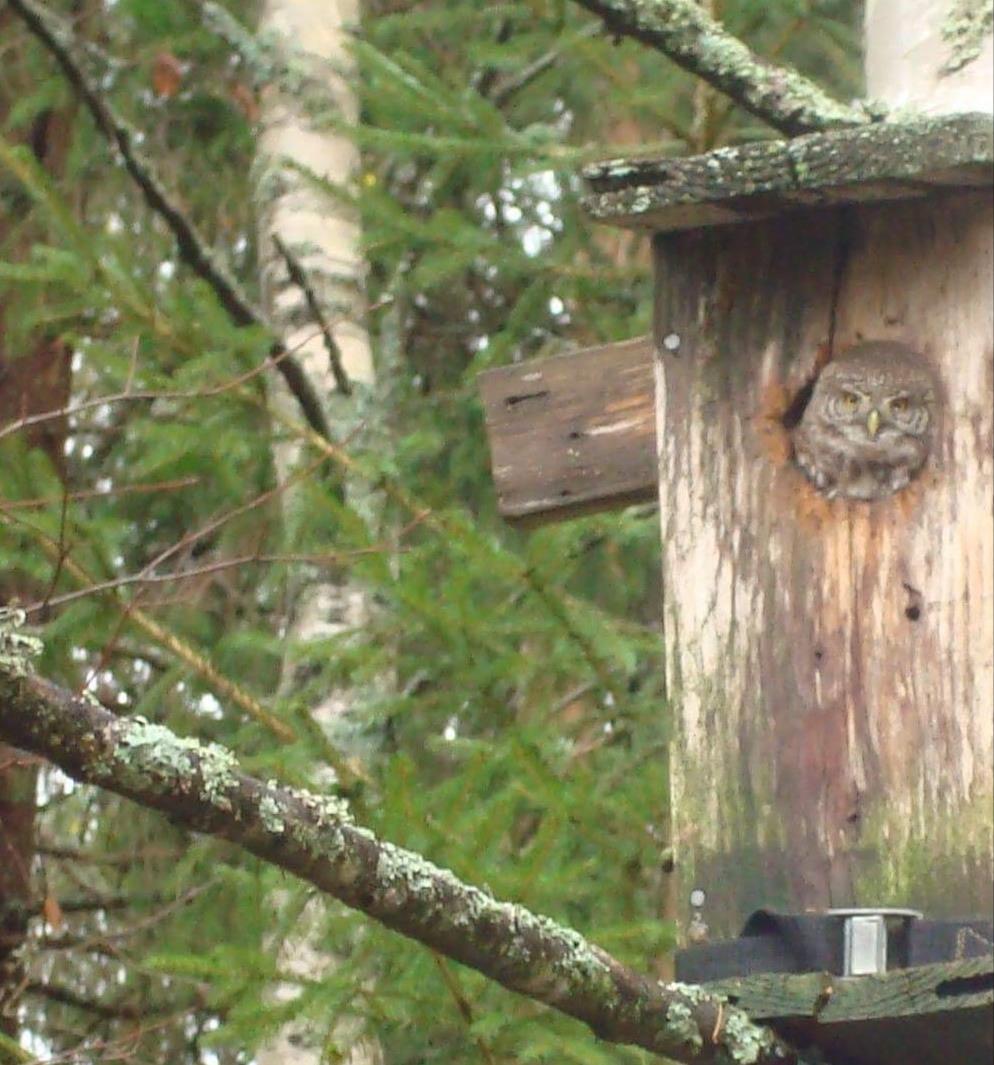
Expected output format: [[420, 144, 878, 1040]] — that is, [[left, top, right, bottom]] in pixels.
[[0, 617, 808, 1065], [5, 0, 331, 441], [570, 0, 868, 135]]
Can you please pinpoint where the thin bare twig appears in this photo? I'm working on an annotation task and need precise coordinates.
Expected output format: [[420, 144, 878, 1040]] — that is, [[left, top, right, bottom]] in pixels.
[[39, 883, 211, 953], [491, 22, 602, 107], [0, 477, 201, 513], [5, 0, 332, 439], [26, 980, 183, 1022], [272, 234, 353, 397], [30, 892, 162, 915], [35, 843, 186, 867], [0, 348, 288, 446], [2, 517, 297, 741], [28, 546, 397, 614]]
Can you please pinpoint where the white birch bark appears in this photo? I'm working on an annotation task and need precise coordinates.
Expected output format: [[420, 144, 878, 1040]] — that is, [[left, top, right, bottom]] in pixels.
[[864, 0, 993, 115], [254, 2, 380, 1063]]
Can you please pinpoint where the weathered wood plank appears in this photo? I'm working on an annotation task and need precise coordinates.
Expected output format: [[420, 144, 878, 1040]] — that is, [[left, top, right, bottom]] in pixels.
[[708, 955, 994, 1023], [582, 113, 993, 231], [707, 957, 994, 1065], [477, 336, 656, 525]]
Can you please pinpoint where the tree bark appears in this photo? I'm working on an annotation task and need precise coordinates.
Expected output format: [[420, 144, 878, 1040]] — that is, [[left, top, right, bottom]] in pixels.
[[655, 0, 993, 936], [252, 2, 379, 1062]]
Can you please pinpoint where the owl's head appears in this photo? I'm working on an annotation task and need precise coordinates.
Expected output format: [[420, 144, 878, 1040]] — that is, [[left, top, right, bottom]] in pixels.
[[810, 341, 937, 447]]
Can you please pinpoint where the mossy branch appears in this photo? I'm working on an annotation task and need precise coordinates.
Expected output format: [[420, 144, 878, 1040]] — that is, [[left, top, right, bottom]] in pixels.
[[0, 622, 810, 1065], [571, 0, 868, 135]]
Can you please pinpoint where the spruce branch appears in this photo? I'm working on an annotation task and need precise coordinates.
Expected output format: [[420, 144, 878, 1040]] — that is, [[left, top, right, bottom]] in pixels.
[[5, 0, 332, 441], [570, 0, 869, 135], [0, 636, 811, 1065]]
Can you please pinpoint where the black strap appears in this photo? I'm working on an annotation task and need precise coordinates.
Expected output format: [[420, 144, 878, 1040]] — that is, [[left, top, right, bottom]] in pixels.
[[675, 910, 994, 984]]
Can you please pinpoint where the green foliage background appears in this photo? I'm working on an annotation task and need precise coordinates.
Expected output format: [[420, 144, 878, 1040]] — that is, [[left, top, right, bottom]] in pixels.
[[0, 1, 860, 1061]]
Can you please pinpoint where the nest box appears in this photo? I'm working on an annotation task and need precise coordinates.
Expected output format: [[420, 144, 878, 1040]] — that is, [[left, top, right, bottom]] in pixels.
[[480, 109, 994, 1063], [479, 111, 993, 926]]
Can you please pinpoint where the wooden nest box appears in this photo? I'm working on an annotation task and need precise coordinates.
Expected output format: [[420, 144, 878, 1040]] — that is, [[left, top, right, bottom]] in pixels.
[[479, 112, 994, 1062]]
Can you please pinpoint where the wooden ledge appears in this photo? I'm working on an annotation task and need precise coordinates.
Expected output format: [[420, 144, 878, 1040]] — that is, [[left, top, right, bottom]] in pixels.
[[705, 955, 993, 1065], [582, 112, 994, 231], [477, 336, 656, 525]]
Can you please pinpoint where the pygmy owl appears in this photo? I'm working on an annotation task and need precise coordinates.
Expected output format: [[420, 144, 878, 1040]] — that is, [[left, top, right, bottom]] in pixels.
[[792, 341, 938, 502]]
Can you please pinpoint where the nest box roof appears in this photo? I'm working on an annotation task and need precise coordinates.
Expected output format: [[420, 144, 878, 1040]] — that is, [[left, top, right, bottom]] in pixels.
[[582, 112, 993, 232]]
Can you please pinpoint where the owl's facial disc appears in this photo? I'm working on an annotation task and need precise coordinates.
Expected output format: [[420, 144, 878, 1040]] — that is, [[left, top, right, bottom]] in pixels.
[[821, 378, 929, 446], [793, 341, 937, 501]]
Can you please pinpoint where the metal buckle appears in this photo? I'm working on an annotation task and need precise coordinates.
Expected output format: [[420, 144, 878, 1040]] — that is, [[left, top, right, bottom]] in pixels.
[[826, 908, 923, 976]]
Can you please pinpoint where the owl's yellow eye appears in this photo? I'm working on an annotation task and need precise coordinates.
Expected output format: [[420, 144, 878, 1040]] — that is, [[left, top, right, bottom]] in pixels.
[[890, 397, 909, 413], [840, 391, 861, 409]]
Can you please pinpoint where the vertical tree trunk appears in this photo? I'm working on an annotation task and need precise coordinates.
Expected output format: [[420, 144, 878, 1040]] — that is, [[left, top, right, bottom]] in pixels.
[[253, 3, 380, 1063], [656, 0, 993, 937]]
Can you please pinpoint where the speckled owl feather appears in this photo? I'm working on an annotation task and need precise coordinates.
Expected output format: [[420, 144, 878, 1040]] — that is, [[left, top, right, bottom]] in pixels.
[[792, 340, 938, 502]]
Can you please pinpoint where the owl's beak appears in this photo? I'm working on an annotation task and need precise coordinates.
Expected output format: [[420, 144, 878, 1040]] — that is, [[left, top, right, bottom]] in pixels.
[[866, 408, 881, 439]]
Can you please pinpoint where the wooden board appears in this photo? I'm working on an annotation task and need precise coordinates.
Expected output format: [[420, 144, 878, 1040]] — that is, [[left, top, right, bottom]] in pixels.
[[477, 336, 656, 525], [652, 192, 994, 936], [583, 113, 993, 232], [708, 956, 994, 1065]]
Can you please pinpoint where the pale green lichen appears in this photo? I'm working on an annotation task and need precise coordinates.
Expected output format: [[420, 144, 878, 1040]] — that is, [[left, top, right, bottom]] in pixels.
[[258, 792, 286, 834], [942, 0, 993, 73], [660, 980, 798, 1064], [662, 980, 710, 1000], [273, 784, 360, 873], [371, 839, 613, 989], [294, 785, 353, 827], [0, 608, 43, 676], [282, 786, 355, 864], [374, 842, 476, 918], [662, 999, 703, 1052], [720, 1006, 776, 1064], [115, 717, 240, 810]]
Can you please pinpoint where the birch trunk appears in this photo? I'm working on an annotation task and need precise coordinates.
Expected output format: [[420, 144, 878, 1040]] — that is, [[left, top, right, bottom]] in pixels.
[[253, 2, 380, 1062], [657, 0, 993, 937]]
